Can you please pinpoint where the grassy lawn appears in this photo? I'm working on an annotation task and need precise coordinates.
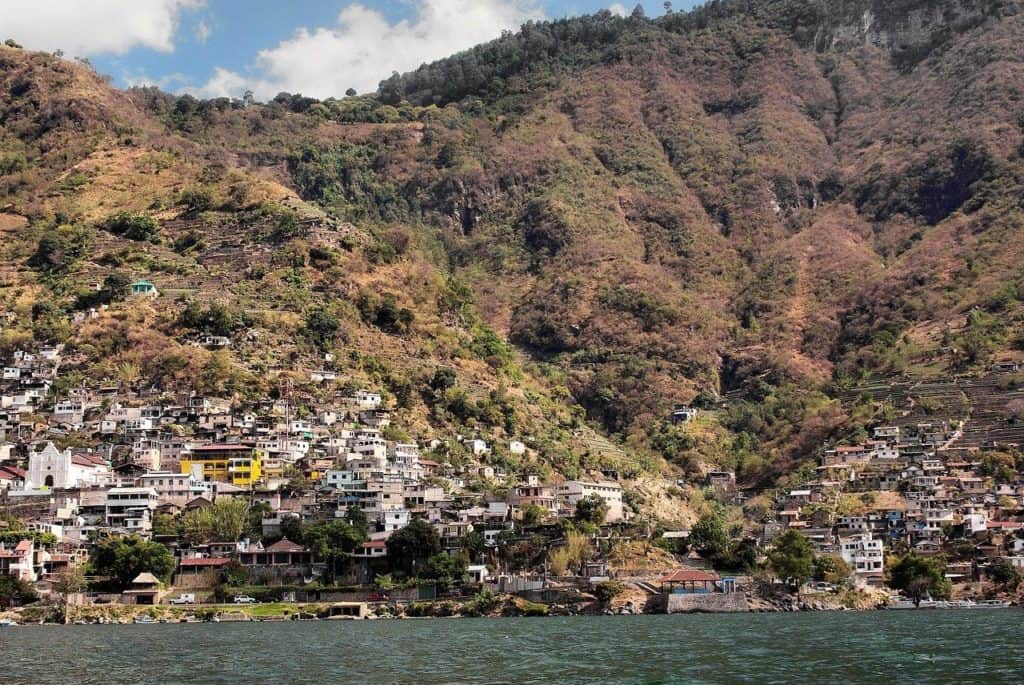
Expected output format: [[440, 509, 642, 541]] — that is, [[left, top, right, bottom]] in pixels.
[[215, 602, 315, 618]]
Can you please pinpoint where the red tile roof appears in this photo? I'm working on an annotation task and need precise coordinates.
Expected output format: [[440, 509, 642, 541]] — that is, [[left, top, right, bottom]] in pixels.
[[265, 539, 306, 553], [71, 454, 107, 467], [0, 466, 25, 480], [660, 569, 720, 583]]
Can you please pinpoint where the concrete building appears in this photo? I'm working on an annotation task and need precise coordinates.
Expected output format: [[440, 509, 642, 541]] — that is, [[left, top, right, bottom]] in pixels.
[[556, 480, 625, 522]]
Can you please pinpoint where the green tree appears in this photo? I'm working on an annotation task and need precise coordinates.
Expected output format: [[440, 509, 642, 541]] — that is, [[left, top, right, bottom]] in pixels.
[[459, 530, 487, 561], [52, 568, 87, 622], [151, 512, 181, 537], [304, 520, 365, 582], [304, 307, 341, 351], [594, 579, 625, 604], [281, 464, 311, 495], [278, 515, 304, 544], [183, 498, 250, 543], [343, 504, 369, 537], [429, 368, 457, 394], [423, 552, 468, 591], [988, 558, 1021, 589], [768, 530, 815, 592], [521, 503, 545, 527], [386, 518, 441, 576], [91, 536, 175, 590], [179, 186, 213, 213], [104, 211, 159, 241], [813, 555, 852, 585], [690, 512, 729, 559], [717, 538, 759, 573], [99, 272, 132, 303], [574, 493, 609, 525], [30, 224, 93, 273], [0, 574, 36, 608], [888, 555, 951, 606]]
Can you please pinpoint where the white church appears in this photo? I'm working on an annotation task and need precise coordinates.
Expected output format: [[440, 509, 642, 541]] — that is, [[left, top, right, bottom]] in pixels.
[[24, 442, 111, 490]]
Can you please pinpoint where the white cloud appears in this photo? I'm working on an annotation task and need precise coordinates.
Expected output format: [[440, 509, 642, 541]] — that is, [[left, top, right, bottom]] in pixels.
[[192, 0, 544, 101], [195, 19, 212, 45], [123, 71, 191, 91], [0, 0, 203, 56], [609, 3, 630, 17]]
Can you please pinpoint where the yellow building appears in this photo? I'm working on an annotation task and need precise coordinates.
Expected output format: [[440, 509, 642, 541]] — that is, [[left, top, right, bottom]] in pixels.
[[180, 444, 263, 488]]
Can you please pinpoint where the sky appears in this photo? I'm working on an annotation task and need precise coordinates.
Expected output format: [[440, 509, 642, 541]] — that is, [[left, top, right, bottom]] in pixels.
[[0, 0, 699, 100]]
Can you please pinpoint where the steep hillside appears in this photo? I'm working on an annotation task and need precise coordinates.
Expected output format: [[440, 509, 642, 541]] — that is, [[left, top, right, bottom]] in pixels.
[[2, 0, 1023, 494]]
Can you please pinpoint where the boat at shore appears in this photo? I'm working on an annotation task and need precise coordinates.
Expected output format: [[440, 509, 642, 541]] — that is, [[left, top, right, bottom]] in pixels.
[[887, 597, 1012, 610], [133, 615, 157, 624], [0, 618, 16, 627]]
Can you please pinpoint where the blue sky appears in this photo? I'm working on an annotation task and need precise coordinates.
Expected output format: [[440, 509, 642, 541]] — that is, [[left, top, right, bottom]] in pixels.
[[4, 1, 699, 100]]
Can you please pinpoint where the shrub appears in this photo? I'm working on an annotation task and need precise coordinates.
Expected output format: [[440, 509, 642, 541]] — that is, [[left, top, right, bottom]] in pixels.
[[303, 307, 342, 351], [462, 589, 501, 617], [179, 186, 214, 213], [357, 293, 414, 334], [104, 212, 159, 241], [29, 224, 93, 273], [173, 232, 205, 254], [593, 579, 624, 604]]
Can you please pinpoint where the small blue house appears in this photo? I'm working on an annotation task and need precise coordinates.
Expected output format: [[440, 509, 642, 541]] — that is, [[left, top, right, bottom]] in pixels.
[[130, 280, 158, 297]]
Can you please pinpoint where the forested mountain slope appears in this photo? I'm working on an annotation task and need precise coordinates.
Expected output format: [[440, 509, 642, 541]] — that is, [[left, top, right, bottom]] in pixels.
[[1, 0, 1022, 494]]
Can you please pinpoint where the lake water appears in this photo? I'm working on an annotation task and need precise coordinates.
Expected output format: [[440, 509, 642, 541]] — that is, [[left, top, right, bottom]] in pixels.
[[3, 611, 1023, 684]]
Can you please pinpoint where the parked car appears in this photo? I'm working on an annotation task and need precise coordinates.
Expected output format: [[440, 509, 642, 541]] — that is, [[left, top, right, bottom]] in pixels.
[[233, 595, 257, 604], [169, 593, 195, 605], [811, 582, 836, 592]]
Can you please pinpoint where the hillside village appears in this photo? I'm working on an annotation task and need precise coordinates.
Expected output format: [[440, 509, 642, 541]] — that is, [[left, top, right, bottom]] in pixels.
[[2, 0, 1024, 624], [2, 334, 1023, 621]]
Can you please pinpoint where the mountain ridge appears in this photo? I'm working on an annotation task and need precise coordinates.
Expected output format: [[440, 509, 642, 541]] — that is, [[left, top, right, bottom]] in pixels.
[[1, 0, 1023, 501]]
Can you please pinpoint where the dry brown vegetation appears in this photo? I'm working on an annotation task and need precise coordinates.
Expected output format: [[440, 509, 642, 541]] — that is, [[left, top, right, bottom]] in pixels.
[[1, 0, 1023, 492]]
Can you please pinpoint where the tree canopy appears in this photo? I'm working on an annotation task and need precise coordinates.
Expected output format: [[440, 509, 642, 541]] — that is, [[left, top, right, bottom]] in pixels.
[[91, 536, 175, 590], [0, 574, 37, 608], [574, 493, 609, 525], [888, 554, 951, 606], [386, 518, 441, 576], [304, 520, 366, 582], [690, 512, 729, 558], [768, 530, 815, 591], [182, 498, 250, 543]]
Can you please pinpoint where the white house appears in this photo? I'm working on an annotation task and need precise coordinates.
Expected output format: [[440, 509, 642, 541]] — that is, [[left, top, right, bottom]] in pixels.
[[137, 471, 211, 506], [839, 533, 885, 582], [557, 480, 625, 522], [467, 564, 491, 584], [509, 440, 526, 456], [349, 390, 382, 410], [0, 539, 37, 582], [105, 487, 159, 532]]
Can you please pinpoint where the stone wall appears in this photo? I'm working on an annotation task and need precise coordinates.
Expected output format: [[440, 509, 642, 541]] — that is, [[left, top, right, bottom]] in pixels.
[[665, 592, 749, 614]]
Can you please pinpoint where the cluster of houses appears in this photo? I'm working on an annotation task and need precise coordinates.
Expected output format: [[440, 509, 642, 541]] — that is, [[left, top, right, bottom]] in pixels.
[[0, 344, 626, 596], [756, 423, 1024, 587], [3, 339, 1022, 605]]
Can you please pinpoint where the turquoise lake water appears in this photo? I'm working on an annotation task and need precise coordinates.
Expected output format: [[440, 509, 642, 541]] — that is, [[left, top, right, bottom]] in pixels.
[[3, 611, 1022, 684]]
